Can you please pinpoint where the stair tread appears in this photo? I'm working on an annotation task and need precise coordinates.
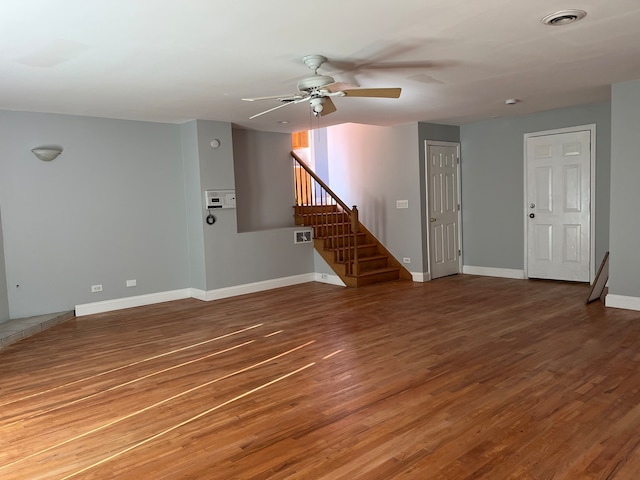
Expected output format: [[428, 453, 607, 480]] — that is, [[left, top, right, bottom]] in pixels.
[[357, 254, 388, 262], [316, 232, 367, 239], [347, 266, 400, 278], [335, 254, 389, 265], [334, 242, 377, 249], [296, 212, 348, 217]]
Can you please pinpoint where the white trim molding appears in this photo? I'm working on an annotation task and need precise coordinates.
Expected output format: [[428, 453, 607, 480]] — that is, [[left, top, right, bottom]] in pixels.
[[605, 294, 640, 312], [204, 273, 315, 301], [411, 272, 431, 282], [190, 289, 207, 301], [75, 289, 192, 316], [463, 266, 526, 279], [314, 273, 347, 287], [75, 274, 316, 316]]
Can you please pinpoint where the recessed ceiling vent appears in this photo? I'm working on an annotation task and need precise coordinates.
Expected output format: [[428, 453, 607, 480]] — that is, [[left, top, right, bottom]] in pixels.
[[541, 9, 587, 26]]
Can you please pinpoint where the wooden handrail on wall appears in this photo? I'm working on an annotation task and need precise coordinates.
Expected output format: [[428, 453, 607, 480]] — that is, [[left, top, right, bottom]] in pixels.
[[291, 151, 359, 276]]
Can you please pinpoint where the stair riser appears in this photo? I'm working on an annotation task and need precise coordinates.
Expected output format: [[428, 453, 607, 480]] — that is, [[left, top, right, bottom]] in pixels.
[[357, 257, 390, 272], [295, 214, 351, 226], [294, 205, 339, 215], [323, 234, 368, 249], [335, 245, 379, 262], [355, 270, 401, 287], [313, 224, 351, 237]]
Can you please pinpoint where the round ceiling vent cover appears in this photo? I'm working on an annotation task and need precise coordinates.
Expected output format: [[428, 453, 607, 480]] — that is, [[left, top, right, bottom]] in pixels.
[[541, 9, 587, 25]]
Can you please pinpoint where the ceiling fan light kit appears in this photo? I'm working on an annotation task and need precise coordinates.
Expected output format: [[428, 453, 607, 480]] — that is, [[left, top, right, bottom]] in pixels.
[[243, 54, 402, 119]]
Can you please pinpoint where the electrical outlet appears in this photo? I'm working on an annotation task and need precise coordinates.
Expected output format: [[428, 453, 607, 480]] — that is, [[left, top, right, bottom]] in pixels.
[[396, 200, 409, 209], [321, 273, 328, 279], [403, 257, 411, 264], [91, 284, 103, 293], [126, 279, 137, 287]]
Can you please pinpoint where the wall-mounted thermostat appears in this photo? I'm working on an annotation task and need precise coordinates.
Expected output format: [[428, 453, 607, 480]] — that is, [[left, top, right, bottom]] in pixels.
[[205, 190, 236, 209]]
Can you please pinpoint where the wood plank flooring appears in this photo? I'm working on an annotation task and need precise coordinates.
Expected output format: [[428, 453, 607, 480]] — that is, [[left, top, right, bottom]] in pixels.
[[2, 275, 640, 479]]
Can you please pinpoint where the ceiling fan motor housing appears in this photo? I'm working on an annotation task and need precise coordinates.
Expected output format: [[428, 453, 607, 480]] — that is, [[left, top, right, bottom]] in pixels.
[[297, 75, 335, 93]]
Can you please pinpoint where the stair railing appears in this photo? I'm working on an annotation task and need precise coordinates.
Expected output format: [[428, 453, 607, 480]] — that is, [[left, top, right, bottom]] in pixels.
[[292, 151, 359, 275]]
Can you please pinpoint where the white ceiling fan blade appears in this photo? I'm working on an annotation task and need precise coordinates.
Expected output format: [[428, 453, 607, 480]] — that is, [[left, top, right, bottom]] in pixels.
[[242, 94, 303, 102], [249, 96, 309, 119]]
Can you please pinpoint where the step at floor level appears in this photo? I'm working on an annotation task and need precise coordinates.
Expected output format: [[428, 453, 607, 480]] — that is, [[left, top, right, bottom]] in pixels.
[[0, 311, 74, 350]]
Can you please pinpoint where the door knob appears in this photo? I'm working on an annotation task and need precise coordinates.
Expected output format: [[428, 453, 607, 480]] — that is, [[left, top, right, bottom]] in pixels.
[[529, 213, 535, 218], [430, 217, 436, 222]]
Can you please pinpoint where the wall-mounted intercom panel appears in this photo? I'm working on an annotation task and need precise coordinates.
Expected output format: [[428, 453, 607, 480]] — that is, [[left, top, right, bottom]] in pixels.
[[205, 190, 236, 209]]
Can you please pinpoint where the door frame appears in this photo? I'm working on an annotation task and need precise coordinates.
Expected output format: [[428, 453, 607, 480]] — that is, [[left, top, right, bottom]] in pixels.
[[523, 124, 596, 282], [425, 140, 463, 279]]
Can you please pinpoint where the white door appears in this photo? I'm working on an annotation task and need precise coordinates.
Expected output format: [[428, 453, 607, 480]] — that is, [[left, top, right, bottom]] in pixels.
[[525, 129, 592, 282], [427, 142, 461, 279]]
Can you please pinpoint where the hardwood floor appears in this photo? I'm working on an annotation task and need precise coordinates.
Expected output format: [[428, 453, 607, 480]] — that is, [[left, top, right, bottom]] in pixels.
[[1, 275, 640, 479]]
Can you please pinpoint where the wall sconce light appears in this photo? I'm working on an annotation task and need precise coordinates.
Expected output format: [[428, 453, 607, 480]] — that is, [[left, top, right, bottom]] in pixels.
[[31, 147, 62, 161]]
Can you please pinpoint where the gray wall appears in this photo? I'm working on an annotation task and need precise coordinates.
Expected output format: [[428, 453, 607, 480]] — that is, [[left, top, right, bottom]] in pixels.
[[0, 111, 314, 319], [0, 110, 191, 318], [609, 81, 640, 298], [181, 121, 207, 291], [459, 102, 611, 270], [325, 122, 424, 273], [195, 121, 313, 291], [418, 123, 461, 144], [312, 128, 330, 183], [0, 207, 9, 323], [233, 129, 295, 232]]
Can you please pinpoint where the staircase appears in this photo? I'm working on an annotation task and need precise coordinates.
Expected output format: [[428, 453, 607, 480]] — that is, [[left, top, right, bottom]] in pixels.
[[292, 152, 412, 287]]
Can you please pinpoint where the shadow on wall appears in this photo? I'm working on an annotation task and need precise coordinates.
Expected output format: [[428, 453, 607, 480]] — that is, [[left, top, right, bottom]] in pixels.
[[232, 128, 296, 233], [0, 206, 10, 323], [362, 191, 387, 244]]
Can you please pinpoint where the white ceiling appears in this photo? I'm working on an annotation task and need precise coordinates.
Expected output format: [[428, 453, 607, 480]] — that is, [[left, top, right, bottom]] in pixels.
[[2, 0, 640, 133]]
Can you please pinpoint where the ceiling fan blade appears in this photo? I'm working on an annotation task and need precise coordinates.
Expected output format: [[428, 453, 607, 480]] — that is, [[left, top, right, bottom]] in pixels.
[[249, 96, 309, 119], [242, 94, 303, 102], [321, 81, 359, 93], [321, 97, 337, 116], [342, 87, 401, 98], [363, 60, 453, 70]]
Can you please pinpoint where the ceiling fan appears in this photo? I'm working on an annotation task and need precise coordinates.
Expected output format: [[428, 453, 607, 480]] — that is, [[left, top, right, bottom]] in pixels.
[[242, 55, 401, 119]]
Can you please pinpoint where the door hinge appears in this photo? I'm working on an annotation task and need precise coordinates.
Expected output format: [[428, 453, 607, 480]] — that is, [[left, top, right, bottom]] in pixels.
[[458, 249, 461, 256], [457, 203, 460, 211]]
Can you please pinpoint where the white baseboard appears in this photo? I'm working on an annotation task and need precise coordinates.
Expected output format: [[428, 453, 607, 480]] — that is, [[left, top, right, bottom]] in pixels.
[[411, 272, 431, 282], [204, 273, 316, 301], [605, 294, 640, 312], [75, 289, 192, 316], [190, 289, 207, 301], [462, 265, 525, 279], [77, 270, 397, 316], [314, 272, 346, 287]]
